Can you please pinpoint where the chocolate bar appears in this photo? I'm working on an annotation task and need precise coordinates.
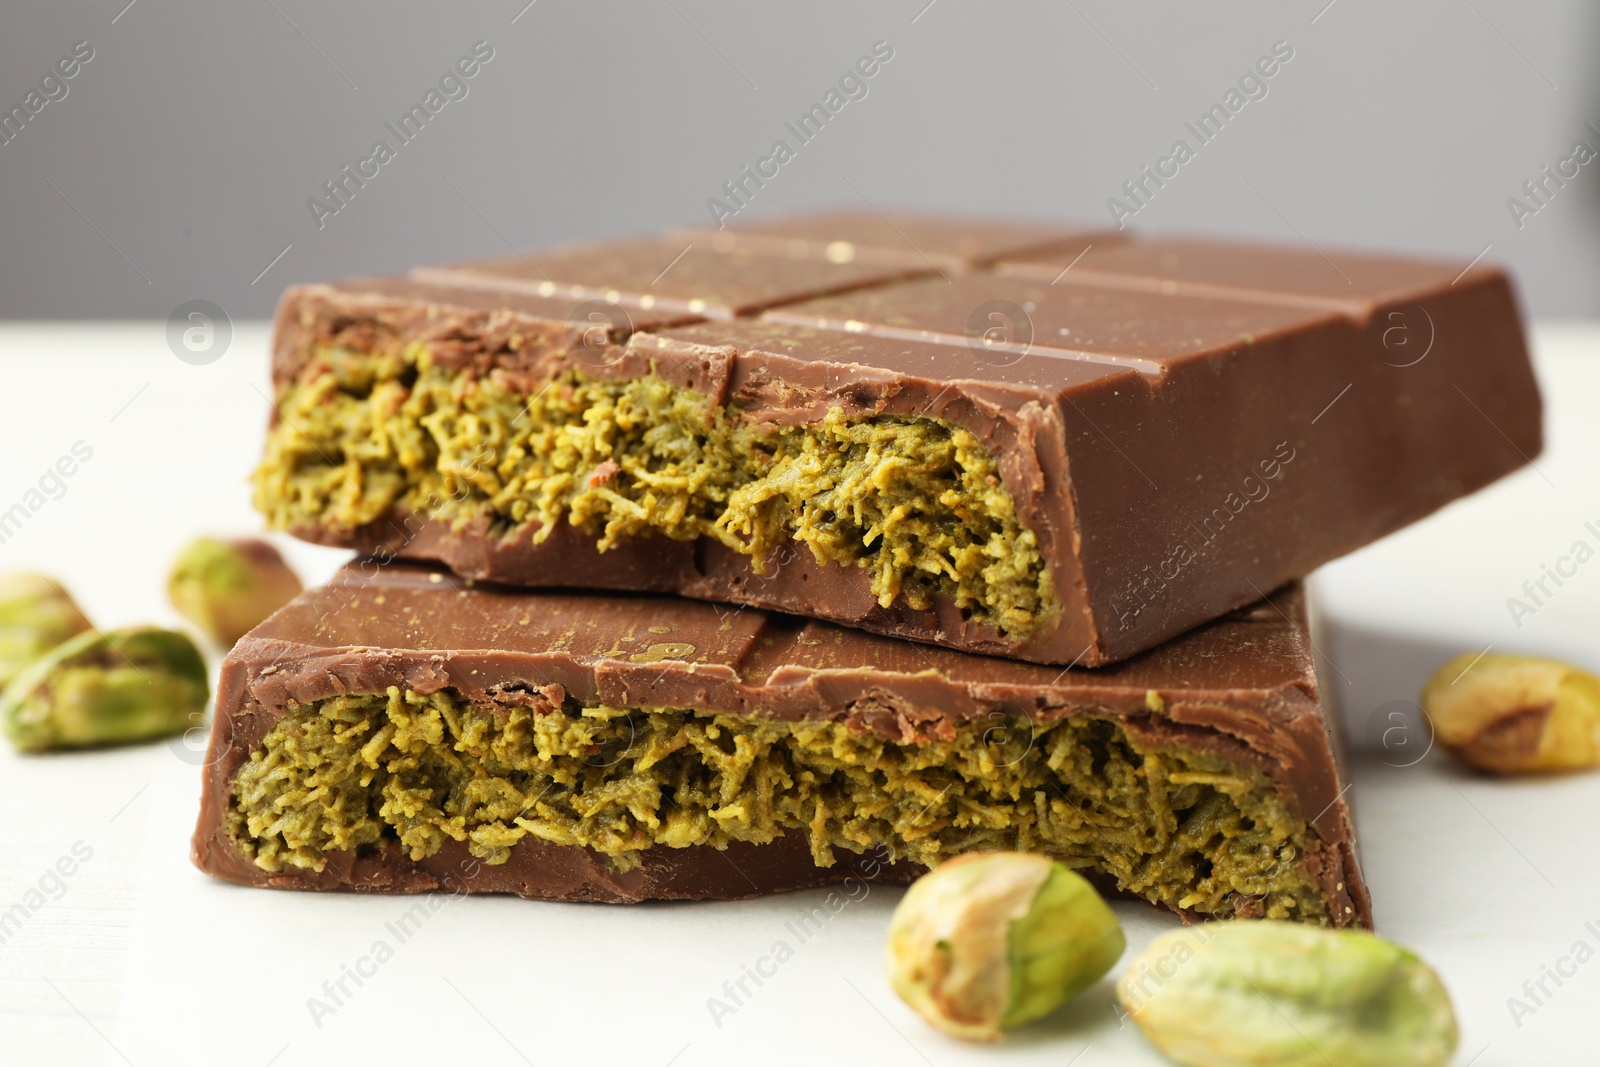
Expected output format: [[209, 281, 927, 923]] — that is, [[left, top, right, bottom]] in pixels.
[[192, 563, 1370, 927], [255, 212, 1540, 665]]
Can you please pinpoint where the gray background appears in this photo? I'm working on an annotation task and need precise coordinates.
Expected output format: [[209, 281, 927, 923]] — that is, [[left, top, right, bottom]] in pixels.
[[2, 0, 1596, 321]]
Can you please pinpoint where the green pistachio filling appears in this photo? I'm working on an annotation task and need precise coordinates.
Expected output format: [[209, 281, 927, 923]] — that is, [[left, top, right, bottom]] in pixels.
[[253, 343, 1056, 637], [226, 687, 1331, 924]]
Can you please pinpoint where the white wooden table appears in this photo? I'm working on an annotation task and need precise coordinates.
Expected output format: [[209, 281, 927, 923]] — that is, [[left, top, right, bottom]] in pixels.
[[2, 321, 1597, 1066]]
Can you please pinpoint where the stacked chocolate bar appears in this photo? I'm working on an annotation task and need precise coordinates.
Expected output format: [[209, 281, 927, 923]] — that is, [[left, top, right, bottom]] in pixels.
[[192, 212, 1542, 928]]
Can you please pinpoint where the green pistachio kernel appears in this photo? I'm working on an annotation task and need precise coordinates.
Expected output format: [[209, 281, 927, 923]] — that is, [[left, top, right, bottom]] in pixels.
[[0, 572, 93, 689], [1117, 921, 1458, 1067], [167, 537, 302, 646], [2, 627, 209, 753], [886, 851, 1125, 1041]]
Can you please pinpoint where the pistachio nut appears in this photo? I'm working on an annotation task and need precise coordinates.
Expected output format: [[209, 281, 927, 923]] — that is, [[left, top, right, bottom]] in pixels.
[[1423, 651, 1600, 774], [167, 537, 302, 646], [1117, 921, 1457, 1067], [2, 627, 209, 752], [0, 572, 93, 689], [886, 851, 1125, 1041]]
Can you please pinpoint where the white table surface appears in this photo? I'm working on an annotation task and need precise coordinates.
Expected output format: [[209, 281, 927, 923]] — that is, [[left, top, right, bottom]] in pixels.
[[2, 321, 1598, 1067]]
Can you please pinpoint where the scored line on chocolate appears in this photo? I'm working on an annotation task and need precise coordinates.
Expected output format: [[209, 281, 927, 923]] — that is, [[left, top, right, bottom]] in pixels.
[[769, 317, 1168, 377], [408, 263, 929, 321]]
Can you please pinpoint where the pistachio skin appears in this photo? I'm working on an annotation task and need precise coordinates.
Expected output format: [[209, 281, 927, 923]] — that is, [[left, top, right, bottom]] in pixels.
[[2, 627, 209, 753], [167, 537, 302, 646], [1423, 652, 1600, 774], [1117, 921, 1458, 1067], [0, 572, 93, 689], [886, 852, 1125, 1041]]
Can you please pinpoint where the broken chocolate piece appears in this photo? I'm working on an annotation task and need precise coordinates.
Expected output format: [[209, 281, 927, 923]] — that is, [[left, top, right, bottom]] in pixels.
[[192, 563, 1370, 927], [255, 214, 1541, 666]]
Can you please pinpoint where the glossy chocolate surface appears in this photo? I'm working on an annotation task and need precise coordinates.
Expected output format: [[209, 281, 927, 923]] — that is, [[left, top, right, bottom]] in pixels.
[[671, 209, 1120, 273]]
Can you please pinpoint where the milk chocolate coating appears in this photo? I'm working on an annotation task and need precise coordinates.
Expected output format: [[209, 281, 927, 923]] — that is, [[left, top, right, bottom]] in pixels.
[[670, 209, 1124, 273], [268, 212, 1541, 665], [192, 564, 1370, 927]]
